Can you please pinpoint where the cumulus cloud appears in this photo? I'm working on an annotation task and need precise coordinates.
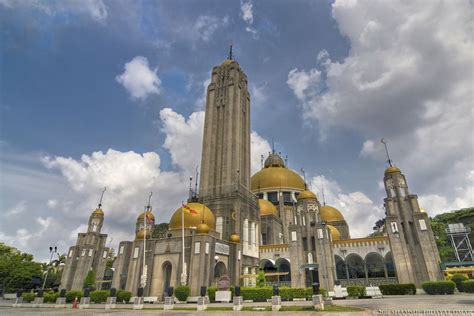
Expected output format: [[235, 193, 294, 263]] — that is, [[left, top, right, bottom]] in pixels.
[[309, 175, 384, 238], [251, 131, 272, 175], [0, 0, 108, 22], [5, 200, 26, 215], [288, 0, 474, 214], [240, 0, 254, 25], [116, 56, 161, 100]]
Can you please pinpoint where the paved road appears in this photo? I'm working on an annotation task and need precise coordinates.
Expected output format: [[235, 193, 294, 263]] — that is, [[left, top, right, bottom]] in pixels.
[[0, 294, 472, 315]]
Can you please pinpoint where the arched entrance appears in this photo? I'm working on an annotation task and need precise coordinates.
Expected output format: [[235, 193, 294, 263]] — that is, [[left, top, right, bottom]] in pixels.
[[346, 254, 365, 279], [162, 261, 172, 296], [365, 252, 385, 278], [275, 258, 291, 282], [335, 255, 347, 280], [214, 261, 227, 280]]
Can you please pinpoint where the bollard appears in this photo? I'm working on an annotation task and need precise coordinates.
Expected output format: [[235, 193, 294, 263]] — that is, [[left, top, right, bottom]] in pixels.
[[271, 286, 281, 311], [105, 288, 117, 310], [33, 290, 44, 307], [79, 289, 90, 309], [233, 286, 243, 311], [164, 286, 174, 310], [55, 289, 67, 308], [13, 291, 23, 308], [133, 288, 144, 310], [197, 286, 207, 311]]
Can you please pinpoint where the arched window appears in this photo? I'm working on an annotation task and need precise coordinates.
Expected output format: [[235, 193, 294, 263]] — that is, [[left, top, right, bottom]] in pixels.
[[275, 258, 291, 282], [365, 253, 385, 278], [162, 261, 172, 295], [346, 254, 365, 279], [214, 261, 228, 279]]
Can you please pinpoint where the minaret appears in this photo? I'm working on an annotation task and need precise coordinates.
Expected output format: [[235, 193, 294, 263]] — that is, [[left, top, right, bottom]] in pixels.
[[381, 140, 442, 286], [198, 47, 259, 285]]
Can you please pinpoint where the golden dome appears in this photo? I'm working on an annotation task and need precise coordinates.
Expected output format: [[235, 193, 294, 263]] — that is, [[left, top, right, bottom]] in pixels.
[[385, 166, 401, 174], [420, 208, 427, 213], [327, 225, 341, 241], [229, 233, 241, 243], [135, 229, 151, 240], [196, 222, 210, 234], [259, 199, 278, 217], [137, 210, 155, 221], [221, 59, 235, 66], [169, 202, 215, 230], [320, 205, 345, 222], [92, 208, 104, 216], [251, 167, 305, 191], [297, 190, 317, 200]]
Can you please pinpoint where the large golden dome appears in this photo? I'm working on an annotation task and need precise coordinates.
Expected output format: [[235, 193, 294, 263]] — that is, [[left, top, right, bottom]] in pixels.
[[259, 199, 278, 217], [327, 225, 341, 240], [297, 190, 317, 200], [251, 154, 305, 191], [320, 205, 345, 222], [169, 202, 215, 230], [385, 166, 401, 174]]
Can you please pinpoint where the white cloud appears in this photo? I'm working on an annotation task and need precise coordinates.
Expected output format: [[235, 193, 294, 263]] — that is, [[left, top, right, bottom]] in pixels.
[[310, 175, 384, 238], [250, 82, 267, 107], [194, 15, 229, 42], [47, 199, 58, 208], [0, 0, 108, 23], [288, 0, 474, 212], [251, 131, 272, 175], [240, 0, 254, 25], [116, 56, 161, 100], [194, 78, 211, 110], [6, 200, 26, 215]]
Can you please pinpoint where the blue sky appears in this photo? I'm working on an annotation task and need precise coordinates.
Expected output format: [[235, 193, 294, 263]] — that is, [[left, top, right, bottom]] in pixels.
[[1, 0, 472, 261]]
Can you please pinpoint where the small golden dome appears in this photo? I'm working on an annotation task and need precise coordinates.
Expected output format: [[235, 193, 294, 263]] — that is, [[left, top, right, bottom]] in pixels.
[[229, 233, 241, 243], [135, 229, 151, 240], [196, 222, 210, 234], [327, 225, 341, 241], [137, 210, 155, 222], [385, 166, 401, 174], [92, 208, 104, 216], [264, 153, 285, 168], [251, 167, 305, 191], [221, 59, 235, 66], [169, 202, 216, 230], [320, 205, 345, 222], [259, 199, 278, 217], [297, 190, 317, 200]]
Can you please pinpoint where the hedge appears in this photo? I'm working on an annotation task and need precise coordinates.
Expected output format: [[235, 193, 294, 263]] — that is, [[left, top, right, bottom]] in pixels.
[[450, 274, 468, 291], [207, 286, 327, 302], [21, 292, 35, 302], [459, 280, 474, 293], [65, 290, 83, 303], [90, 290, 109, 303], [422, 281, 455, 295], [175, 285, 190, 302], [117, 290, 132, 303], [241, 286, 272, 301], [279, 287, 312, 301], [379, 284, 416, 295], [43, 292, 59, 303], [347, 285, 366, 298]]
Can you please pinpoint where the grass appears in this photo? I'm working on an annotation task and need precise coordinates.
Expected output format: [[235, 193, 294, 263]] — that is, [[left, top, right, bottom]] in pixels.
[[242, 305, 365, 312]]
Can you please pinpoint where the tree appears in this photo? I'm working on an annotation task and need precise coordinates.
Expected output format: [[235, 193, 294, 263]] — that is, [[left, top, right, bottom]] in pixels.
[[152, 223, 169, 239], [0, 243, 43, 292], [256, 271, 266, 288], [106, 248, 115, 269], [83, 269, 96, 290]]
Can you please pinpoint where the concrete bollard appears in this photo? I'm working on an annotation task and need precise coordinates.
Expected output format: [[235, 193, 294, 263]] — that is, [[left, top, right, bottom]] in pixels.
[[312, 294, 324, 310], [233, 286, 243, 311], [197, 286, 207, 311], [271, 286, 281, 311]]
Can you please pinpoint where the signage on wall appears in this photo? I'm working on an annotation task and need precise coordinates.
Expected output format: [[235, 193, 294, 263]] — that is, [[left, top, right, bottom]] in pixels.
[[215, 242, 229, 255]]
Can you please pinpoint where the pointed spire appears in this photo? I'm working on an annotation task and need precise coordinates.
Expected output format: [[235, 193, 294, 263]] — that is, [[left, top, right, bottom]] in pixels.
[[381, 138, 393, 167], [98, 187, 106, 208], [146, 191, 153, 211], [271, 138, 275, 154], [228, 43, 233, 60], [321, 180, 326, 206]]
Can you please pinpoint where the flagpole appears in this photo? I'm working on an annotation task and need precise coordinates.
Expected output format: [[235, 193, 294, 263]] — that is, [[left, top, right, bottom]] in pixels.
[[181, 201, 187, 285]]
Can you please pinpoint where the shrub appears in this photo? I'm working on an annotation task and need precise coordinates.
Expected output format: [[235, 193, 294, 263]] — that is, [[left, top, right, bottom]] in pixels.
[[65, 290, 83, 303], [422, 281, 455, 295], [256, 272, 266, 287], [22, 292, 36, 302], [90, 290, 109, 303], [116, 290, 132, 303], [450, 274, 468, 291], [347, 286, 366, 298], [241, 286, 272, 302], [279, 287, 312, 301], [175, 285, 190, 302], [43, 292, 59, 303], [379, 284, 416, 295], [207, 286, 216, 302], [83, 270, 96, 291], [460, 280, 474, 293]]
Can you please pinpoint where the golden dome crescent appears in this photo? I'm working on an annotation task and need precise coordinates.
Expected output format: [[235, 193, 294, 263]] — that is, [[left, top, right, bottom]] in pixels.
[[169, 202, 215, 230]]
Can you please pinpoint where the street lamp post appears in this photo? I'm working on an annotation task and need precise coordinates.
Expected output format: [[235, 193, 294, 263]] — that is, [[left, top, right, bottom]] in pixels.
[[42, 246, 58, 291]]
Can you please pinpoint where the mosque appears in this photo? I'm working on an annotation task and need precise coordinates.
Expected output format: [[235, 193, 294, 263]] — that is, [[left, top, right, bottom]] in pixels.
[[60, 53, 443, 298]]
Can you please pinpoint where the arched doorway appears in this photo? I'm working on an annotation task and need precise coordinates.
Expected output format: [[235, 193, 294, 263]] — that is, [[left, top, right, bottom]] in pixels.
[[365, 252, 385, 278], [214, 261, 227, 280], [162, 261, 172, 296], [260, 259, 276, 273], [346, 254, 365, 279], [275, 258, 291, 282], [385, 252, 396, 277], [335, 255, 347, 280]]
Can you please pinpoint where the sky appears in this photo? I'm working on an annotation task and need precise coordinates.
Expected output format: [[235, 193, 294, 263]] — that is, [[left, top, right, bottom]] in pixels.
[[0, 0, 472, 262]]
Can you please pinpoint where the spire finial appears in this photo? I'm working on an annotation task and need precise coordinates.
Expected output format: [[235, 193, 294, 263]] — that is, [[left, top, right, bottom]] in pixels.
[[98, 187, 106, 208], [189, 176, 193, 199], [271, 138, 275, 154], [321, 179, 326, 206], [146, 191, 152, 211], [381, 138, 393, 167], [194, 165, 199, 197], [228, 43, 233, 60]]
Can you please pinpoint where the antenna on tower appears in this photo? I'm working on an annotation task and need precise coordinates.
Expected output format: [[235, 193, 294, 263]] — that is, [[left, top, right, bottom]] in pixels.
[[228, 43, 233, 60], [260, 154, 264, 168], [98, 187, 106, 208], [321, 179, 326, 206], [285, 155, 288, 166], [301, 168, 306, 183], [189, 176, 193, 199], [271, 138, 275, 154], [146, 192, 152, 211], [194, 166, 199, 196], [381, 138, 393, 167]]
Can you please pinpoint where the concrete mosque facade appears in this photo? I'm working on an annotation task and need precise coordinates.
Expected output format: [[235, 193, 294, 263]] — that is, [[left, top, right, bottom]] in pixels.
[[60, 55, 443, 297]]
